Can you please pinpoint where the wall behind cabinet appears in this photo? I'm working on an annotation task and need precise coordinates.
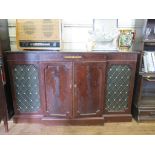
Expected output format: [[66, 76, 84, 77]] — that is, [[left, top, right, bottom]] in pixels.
[[8, 19, 145, 51]]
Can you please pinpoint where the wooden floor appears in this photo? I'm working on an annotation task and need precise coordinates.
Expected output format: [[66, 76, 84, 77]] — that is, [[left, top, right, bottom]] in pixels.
[[1, 119, 155, 135]]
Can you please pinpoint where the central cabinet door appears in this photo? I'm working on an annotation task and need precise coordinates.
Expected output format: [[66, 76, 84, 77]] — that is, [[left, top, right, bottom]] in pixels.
[[74, 61, 106, 117], [44, 62, 73, 118]]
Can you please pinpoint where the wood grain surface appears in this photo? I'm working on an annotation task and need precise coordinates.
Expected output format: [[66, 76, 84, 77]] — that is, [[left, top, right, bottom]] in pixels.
[[1, 120, 155, 135]]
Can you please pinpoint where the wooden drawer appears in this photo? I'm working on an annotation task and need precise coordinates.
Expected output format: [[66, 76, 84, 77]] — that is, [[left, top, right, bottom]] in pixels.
[[140, 77, 155, 107], [138, 109, 155, 121]]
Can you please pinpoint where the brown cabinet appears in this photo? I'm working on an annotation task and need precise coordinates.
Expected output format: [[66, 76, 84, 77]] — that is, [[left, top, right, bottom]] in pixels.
[[5, 51, 138, 125], [132, 73, 155, 121]]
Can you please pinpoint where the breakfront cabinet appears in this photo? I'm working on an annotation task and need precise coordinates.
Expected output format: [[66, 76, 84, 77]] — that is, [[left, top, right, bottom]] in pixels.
[[5, 51, 138, 125]]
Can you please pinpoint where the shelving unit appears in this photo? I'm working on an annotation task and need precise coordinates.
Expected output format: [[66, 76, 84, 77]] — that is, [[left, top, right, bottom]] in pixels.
[[0, 19, 14, 119], [132, 19, 155, 121]]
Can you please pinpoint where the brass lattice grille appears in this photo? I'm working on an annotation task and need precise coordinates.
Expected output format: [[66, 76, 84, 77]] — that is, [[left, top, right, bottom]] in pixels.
[[13, 65, 40, 113], [105, 65, 131, 112]]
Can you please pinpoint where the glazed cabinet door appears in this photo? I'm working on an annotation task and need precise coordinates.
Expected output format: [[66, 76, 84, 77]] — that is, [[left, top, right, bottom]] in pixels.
[[74, 61, 106, 117], [44, 62, 73, 118]]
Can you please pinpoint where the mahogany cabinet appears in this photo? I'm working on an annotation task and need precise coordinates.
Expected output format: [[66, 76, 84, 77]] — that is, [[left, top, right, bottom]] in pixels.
[[132, 74, 155, 121], [5, 51, 138, 125]]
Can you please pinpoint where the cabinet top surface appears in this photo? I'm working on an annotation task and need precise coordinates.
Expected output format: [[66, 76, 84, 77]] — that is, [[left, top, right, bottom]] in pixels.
[[4, 51, 139, 62], [5, 50, 140, 54]]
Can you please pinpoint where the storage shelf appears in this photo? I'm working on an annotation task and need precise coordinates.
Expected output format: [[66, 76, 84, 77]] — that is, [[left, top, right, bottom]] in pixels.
[[143, 41, 155, 47], [143, 40, 155, 43], [139, 71, 155, 77]]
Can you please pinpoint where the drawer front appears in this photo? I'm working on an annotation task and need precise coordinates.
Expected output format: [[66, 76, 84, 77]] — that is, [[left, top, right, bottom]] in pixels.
[[140, 78, 155, 106], [138, 110, 155, 121]]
